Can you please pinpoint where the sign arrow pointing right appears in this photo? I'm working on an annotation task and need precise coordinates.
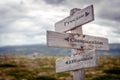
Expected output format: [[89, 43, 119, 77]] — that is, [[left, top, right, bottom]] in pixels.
[[85, 12, 89, 17], [55, 5, 94, 32]]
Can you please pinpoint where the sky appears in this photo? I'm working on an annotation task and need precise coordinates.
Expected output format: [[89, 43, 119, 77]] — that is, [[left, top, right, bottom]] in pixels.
[[0, 0, 120, 46]]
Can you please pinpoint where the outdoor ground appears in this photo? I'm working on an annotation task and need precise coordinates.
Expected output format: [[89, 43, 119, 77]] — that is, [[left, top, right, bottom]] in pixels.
[[0, 55, 120, 80]]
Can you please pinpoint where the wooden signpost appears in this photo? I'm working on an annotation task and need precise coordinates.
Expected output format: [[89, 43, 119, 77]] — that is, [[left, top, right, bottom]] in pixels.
[[47, 31, 109, 50], [56, 49, 98, 73], [55, 5, 94, 32], [46, 5, 109, 80]]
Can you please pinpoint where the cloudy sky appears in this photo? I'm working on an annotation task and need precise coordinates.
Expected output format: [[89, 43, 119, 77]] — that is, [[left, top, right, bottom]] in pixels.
[[0, 0, 120, 46]]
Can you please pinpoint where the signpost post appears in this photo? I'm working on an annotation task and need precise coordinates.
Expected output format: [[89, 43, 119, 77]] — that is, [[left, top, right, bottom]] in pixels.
[[71, 24, 85, 80], [46, 5, 109, 80]]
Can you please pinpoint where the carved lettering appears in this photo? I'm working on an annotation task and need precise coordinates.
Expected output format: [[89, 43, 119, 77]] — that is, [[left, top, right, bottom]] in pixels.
[[64, 12, 89, 26], [65, 56, 93, 64], [65, 38, 103, 45]]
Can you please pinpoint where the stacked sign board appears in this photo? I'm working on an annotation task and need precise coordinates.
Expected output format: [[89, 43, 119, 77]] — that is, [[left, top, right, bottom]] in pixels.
[[55, 5, 94, 32], [47, 5, 109, 74], [56, 49, 98, 73], [47, 31, 109, 50]]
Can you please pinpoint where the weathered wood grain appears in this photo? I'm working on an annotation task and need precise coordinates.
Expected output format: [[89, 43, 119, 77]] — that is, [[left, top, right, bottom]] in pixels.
[[56, 49, 98, 73], [55, 5, 94, 32], [47, 31, 109, 50]]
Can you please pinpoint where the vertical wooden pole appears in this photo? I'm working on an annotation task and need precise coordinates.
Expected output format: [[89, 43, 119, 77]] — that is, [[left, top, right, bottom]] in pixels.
[[70, 8, 85, 80], [71, 27, 85, 80]]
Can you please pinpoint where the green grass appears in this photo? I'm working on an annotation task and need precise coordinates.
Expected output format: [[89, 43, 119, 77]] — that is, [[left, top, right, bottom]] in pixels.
[[85, 56, 120, 80], [7, 69, 31, 79], [0, 63, 17, 67], [103, 67, 120, 74], [28, 76, 57, 80], [93, 74, 120, 80], [92, 67, 120, 80], [0, 55, 119, 80]]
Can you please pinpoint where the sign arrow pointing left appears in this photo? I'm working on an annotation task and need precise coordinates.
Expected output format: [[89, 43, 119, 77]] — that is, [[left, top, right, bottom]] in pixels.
[[47, 31, 109, 50]]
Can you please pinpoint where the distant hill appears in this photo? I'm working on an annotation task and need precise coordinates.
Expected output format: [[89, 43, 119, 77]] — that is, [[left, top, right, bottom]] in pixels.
[[0, 44, 120, 56], [0, 45, 71, 56], [97, 44, 120, 56]]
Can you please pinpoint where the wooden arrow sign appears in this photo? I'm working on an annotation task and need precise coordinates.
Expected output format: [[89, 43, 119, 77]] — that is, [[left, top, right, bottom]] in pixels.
[[56, 49, 98, 73], [55, 5, 94, 32], [47, 31, 109, 50]]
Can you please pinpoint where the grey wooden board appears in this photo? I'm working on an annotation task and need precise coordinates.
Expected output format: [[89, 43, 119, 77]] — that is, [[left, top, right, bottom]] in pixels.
[[56, 49, 98, 73], [47, 31, 109, 50], [55, 5, 94, 32]]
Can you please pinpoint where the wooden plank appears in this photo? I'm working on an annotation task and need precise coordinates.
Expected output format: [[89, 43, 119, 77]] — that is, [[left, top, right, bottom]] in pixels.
[[55, 5, 94, 32], [71, 24, 85, 80], [72, 69, 85, 80], [47, 31, 109, 50], [56, 49, 98, 73]]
